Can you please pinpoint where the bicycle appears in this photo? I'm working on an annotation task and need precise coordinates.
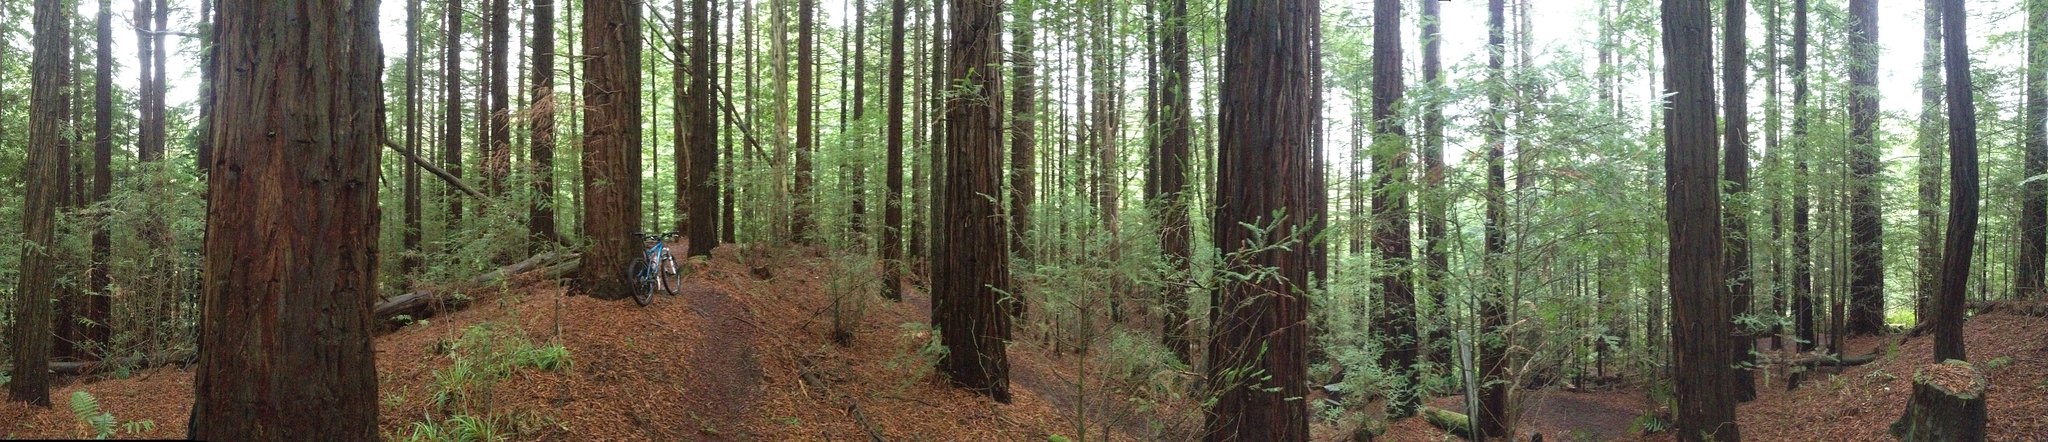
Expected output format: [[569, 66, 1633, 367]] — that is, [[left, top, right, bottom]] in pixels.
[[626, 231, 681, 306]]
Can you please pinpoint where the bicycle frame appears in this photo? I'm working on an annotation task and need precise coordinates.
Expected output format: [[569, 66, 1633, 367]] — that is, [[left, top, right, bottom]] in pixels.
[[640, 238, 671, 280]]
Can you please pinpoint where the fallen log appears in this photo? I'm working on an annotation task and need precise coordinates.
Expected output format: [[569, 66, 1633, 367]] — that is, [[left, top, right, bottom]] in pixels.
[[1782, 353, 1878, 368], [1890, 360, 1987, 441], [373, 251, 579, 330], [1966, 300, 2048, 316], [48, 354, 189, 376], [1418, 406, 1472, 439]]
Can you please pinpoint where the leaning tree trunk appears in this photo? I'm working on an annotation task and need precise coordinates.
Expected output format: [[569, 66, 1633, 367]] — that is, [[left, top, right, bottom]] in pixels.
[[190, 0, 385, 437], [1890, 360, 1988, 441]]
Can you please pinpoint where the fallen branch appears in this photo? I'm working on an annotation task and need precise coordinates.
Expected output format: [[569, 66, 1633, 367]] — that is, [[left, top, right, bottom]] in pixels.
[[1418, 406, 1472, 439], [1966, 300, 2048, 317], [382, 138, 486, 199], [797, 355, 887, 442], [1767, 353, 1879, 368], [374, 251, 579, 331]]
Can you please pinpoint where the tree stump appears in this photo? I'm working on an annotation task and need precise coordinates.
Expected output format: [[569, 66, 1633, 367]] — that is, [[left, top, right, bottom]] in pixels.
[[1889, 360, 1988, 441]]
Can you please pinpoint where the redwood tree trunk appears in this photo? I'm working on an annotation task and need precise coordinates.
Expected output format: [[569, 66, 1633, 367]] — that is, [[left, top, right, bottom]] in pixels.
[[1205, 0, 1317, 439], [404, 0, 425, 273], [1792, 0, 1817, 353], [86, 0, 115, 359], [2019, 0, 2048, 299], [577, 0, 645, 299], [1480, 0, 1511, 437], [686, 0, 719, 257], [488, 0, 512, 196], [794, 0, 816, 242], [1723, 0, 1757, 402], [529, 0, 562, 252], [1420, 0, 1450, 366], [1156, 0, 1192, 364], [881, 0, 907, 301], [1917, 0, 1947, 319], [1664, 0, 1742, 438], [1934, 0, 1980, 362], [443, 0, 465, 231], [1370, 0, 1418, 417], [933, 0, 1012, 404], [190, 0, 384, 436], [1846, 0, 1886, 336], [7, 0, 68, 406]]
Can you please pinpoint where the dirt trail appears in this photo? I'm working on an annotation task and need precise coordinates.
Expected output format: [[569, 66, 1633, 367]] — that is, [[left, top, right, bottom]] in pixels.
[[668, 282, 765, 440]]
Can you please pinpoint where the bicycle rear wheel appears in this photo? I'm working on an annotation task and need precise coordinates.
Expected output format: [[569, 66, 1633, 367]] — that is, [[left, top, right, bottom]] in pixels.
[[659, 252, 680, 295], [627, 257, 654, 306]]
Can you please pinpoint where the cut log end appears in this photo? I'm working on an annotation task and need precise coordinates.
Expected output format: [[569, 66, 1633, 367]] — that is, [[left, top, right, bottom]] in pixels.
[[1890, 360, 1988, 441]]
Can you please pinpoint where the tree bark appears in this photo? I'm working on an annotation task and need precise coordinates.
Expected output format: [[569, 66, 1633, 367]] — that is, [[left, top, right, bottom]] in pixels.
[[1889, 361, 1988, 441], [2020, 0, 2048, 299], [1371, 0, 1418, 418], [1155, 0, 1193, 364], [1011, 0, 1035, 264], [575, 0, 645, 299], [7, 0, 68, 406], [1846, 0, 1886, 336], [1665, 0, 1742, 438], [1723, 0, 1757, 403], [1792, 0, 1817, 353], [190, 0, 384, 435], [85, 0, 114, 360], [444, 0, 466, 231], [488, 0, 512, 196], [686, 0, 719, 257], [1935, 0, 1981, 362], [1420, 0, 1451, 367], [1205, 0, 1317, 439], [1915, 0, 1947, 323], [933, 0, 1012, 404], [881, 0, 907, 301], [403, 0, 425, 274], [529, 0, 562, 253], [794, 0, 816, 242], [1481, 0, 1512, 437]]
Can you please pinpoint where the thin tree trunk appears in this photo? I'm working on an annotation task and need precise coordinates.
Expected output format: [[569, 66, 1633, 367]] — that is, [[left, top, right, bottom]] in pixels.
[[445, 0, 466, 231], [1011, 0, 1035, 264], [489, 0, 511, 196], [1480, 0, 1512, 437], [529, 0, 562, 252], [882, 0, 908, 301], [794, 0, 815, 242], [404, 0, 426, 273], [1793, 0, 1817, 353], [190, 0, 384, 435], [1934, 0, 1982, 362], [1421, 0, 1450, 366], [1723, 0, 1757, 403], [85, 0, 114, 360], [1156, 0, 1192, 365]]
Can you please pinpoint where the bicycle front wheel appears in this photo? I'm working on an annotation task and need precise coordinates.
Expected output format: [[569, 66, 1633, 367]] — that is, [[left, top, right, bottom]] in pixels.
[[627, 257, 654, 306]]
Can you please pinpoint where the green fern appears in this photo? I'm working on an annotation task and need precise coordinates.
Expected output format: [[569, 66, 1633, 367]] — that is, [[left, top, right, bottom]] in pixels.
[[68, 391, 116, 439]]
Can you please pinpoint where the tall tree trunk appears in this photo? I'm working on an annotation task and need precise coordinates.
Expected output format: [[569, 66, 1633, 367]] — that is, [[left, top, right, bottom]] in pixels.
[[2020, 0, 2048, 298], [196, 0, 215, 173], [134, 0, 161, 162], [488, 0, 512, 196], [7, 0, 68, 405], [1934, 0, 1981, 362], [86, 0, 115, 361], [934, 0, 1012, 404], [404, 0, 426, 273], [1370, 0, 1417, 418], [1420, 0, 1451, 367], [529, 0, 562, 252], [1480, 0, 1512, 438], [1011, 0, 1035, 264], [444, 0, 466, 231], [1916, 0, 1947, 321], [687, 0, 719, 257], [576, 0, 645, 299], [1765, 0, 1788, 351], [923, 0, 947, 271], [1205, 0, 1317, 439], [1846, 0, 1885, 336], [882, 0, 908, 301], [1155, 0, 1192, 365], [722, 0, 739, 244], [794, 0, 816, 242], [1722, 0, 1757, 403], [1666, 0, 1741, 438], [189, 0, 384, 435], [1792, 0, 1817, 353]]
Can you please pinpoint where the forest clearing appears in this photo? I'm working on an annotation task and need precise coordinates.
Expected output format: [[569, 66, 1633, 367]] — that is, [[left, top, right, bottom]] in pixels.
[[1, 0, 2047, 440]]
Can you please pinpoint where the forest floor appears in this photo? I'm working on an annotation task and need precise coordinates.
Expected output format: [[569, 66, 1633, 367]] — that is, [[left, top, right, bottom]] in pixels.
[[2, 245, 2045, 441]]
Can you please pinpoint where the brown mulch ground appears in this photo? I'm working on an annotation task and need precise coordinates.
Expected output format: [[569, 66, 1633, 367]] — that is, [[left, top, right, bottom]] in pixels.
[[3, 244, 1169, 440], [8, 245, 2045, 441]]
